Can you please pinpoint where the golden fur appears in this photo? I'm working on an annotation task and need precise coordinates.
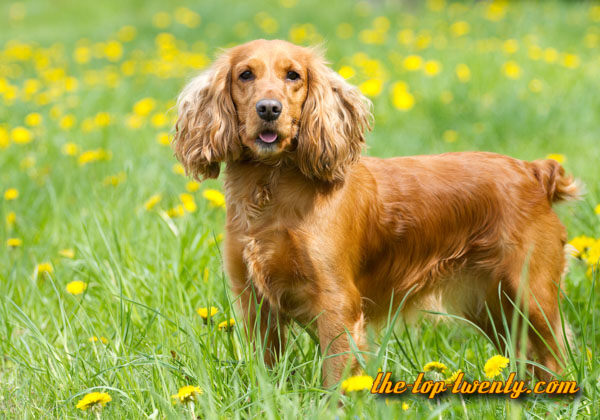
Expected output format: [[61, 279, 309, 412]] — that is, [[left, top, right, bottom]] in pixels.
[[174, 39, 578, 386]]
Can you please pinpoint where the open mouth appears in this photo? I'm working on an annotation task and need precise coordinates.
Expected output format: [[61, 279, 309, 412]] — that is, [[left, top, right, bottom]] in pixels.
[[257, 131, 279, 145]]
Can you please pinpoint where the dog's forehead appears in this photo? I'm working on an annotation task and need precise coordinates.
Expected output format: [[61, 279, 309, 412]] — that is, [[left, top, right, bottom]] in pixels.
[[230, 40, 310, 66]]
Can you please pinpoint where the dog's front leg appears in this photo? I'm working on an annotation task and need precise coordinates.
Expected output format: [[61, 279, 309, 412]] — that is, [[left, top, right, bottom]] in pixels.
[[226, 237, 288, 368], [235, 286, 288, 367], [317, 296, 365, 387]]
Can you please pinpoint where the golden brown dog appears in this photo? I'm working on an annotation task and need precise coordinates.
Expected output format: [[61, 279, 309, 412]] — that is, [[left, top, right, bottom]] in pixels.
[[173, 39, 578, 386]]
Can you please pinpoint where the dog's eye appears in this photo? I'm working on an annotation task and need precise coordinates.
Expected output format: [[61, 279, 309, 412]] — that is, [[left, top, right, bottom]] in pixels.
[[239, 70, 254, 81], [286, 71, 300, 81]]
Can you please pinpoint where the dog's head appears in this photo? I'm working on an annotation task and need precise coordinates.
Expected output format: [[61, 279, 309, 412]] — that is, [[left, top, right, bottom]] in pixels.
[[173, 39, 372, 182]]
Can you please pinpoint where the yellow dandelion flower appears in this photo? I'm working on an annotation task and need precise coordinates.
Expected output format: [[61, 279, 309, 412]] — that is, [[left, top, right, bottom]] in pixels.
[[76, 392, 112, 410], [156, 132, 170, 146], [35, 262, 54, 277], [255, 12, 278, 34], [397, 29, 414, 45], [338, 66, 356, 80], [7, 238, 22, 248], [203, 189, 226, 208], [23, 79, 41, 97], [172, 163, 185, 175], [11, 126, 33, 144], [585, 241, 600, 266], [94, 112, 111, 127], [341, 375, 374, 392], [359, 29, 385, 45], [502, 39, 519, 54], [117, 25, 137, 42], [403, 55, 423, 71], [426, 0, 445, 12], [186, 181, 200, 192], [25, 112, 42, 127], [544, 48, 558, 63], [62, 142, 80, 156], [6, 211, 16, 228], [503, 61, 521, 79], [4, 188, 19, 200], [66, 280, 87, 295], [144, 194, 162, 211], [59, 114, 76, 130], [78, 149, 112, 165], [126, 114, 144, 129], [196, 306, 219, 319], [450, 21, 470, 37], [174, 7, 201, 28], [423, 60, 442, 76], [151, 113, 168, 127], [455, 63, 471, 82], [484, 355, 509, 378], [179, 193, 197, 213], [59, 249, 75, 258], [0, 126, 9, 148], [74, 46, 91, 64], [443, 130, 458, 143], [546, 153, 565, 164], [359, 78, 383, 97], [402, 402, 409, 410], [89, 336, 108, 344], [528, 45, 542, 60], [423, 361, 448, 374], [562, 54, 580, 69], [595, 204, 600, 215], [218, 318, 236, 331], [103, 40, 123, 62], [415, 33, 432, 50], [167, 205, 185, 218], [445, 369, 463, 384], [133, 97, 156, 116], [172, 385, 202, 404], [485, 2, 507, 21], [81, 118, 95, 132], [390, 82, 415, 111]]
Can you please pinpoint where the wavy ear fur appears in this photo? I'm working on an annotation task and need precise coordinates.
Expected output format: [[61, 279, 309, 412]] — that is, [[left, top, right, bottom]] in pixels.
[[297, 49, 373, 183], [173, 51, 240, 180]]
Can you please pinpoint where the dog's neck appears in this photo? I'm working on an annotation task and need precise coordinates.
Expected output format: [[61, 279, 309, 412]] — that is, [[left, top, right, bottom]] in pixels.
[[223, 160, 340, 228]]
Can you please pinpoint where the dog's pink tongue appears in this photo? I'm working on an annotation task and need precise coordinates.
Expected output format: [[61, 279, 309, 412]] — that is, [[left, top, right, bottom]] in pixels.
[[259, 131, 278, 143]]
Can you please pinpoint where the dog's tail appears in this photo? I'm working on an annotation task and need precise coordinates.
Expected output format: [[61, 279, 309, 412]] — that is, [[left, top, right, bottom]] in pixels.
[[531, 159, 580, 204]]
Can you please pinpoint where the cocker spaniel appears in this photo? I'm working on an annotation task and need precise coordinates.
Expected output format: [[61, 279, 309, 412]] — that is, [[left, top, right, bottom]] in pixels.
[[173, 39, 578, 386]]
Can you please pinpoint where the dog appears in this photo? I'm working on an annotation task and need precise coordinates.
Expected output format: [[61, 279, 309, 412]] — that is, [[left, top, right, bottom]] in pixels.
[[173, 39, 578, 386]]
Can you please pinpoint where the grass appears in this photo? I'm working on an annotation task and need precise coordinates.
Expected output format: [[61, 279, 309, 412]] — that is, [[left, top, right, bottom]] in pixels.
[[1, 0, 600, 418]]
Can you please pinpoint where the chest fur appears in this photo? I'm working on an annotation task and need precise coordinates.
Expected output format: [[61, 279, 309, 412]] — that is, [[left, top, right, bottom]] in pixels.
[[240, 229, 319, 320], [225, 165, 324, 319]]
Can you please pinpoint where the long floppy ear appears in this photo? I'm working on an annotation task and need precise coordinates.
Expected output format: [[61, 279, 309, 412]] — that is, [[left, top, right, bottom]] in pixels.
[[173, 50, 240, 180], [297, 49, 373, 183]]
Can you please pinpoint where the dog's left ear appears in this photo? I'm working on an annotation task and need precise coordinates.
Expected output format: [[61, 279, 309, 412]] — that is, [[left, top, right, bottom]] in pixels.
[[297, 49, 373, 183]]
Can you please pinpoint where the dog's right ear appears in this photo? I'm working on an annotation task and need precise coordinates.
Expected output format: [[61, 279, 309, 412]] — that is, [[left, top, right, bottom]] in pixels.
[[173, 51, 241, 180]]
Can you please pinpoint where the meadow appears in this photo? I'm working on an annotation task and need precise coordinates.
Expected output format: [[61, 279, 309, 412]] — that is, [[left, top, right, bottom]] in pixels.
[[1, 0, 600, 418]]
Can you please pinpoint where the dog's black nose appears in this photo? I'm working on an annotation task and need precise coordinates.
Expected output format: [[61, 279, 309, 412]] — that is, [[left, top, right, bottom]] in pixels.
[[256, 99, 282, 121]]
